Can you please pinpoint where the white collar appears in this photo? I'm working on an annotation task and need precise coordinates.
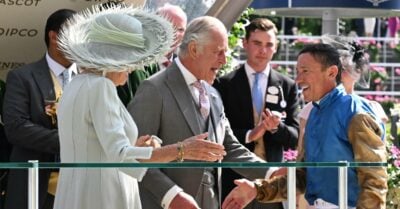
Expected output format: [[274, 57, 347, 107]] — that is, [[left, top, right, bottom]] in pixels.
[[46, 52, 77, 76], [175, 57, 198, 86], [244, 61, 270, 79]]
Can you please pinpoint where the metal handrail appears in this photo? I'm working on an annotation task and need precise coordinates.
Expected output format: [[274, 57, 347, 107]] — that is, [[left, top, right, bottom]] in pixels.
[[4, 161, 384, 209], [27, 160, 38, 209]]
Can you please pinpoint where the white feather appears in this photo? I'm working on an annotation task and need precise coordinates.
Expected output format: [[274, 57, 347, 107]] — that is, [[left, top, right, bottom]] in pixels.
[[58, 4, 175, 72]]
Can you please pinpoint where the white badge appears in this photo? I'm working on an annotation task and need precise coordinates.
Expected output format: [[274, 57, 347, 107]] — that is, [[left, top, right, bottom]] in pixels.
[[267, 86, 279, 95], [266, 94, 279, 104]]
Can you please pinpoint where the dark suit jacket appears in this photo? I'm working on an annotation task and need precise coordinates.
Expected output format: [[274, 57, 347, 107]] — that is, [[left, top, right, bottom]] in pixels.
[[214, 64, 300, 198], [3, 57, 59, 209], [0, 79, 9, 209], [118, 55, 178, 106], [117, 64, 160, 106], [0, 80, 9, 164], [128, 62, 266, 209]]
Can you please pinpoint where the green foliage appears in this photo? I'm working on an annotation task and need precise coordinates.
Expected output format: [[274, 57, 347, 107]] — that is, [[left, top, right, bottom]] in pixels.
[[393, 44, 400, 60], [382, 100, 396, 116], [387, 139, 400, 208], [370, 66, 388, 82], [297, 18, 322, 35], [368, 65, 388, 92], [219, 8, 254, 77], [227, 8, 253, 49], [361, 40, 381, 62], [387, 140, 400, 189]]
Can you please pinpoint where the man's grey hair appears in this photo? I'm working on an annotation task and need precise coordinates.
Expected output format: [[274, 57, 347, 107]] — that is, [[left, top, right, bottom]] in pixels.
[[178, 16, 226, 57]]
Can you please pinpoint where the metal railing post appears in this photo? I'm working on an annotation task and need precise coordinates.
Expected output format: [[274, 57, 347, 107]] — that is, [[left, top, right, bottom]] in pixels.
[[338, 161, 348, 209], [28, 160, 39, 209], [287, 166, 296, 209]]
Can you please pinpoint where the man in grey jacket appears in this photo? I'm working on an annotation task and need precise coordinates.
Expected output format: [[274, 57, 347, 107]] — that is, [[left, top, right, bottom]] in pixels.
[[128, 16, 278, 209]]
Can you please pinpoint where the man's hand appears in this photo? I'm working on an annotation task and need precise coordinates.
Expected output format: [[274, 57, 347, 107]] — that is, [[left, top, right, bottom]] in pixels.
[[169, 191, 200, 209], [264, 109, 282, 131], [248, 109, 282, 141], [271, 167, 287, 178], [222, 179, 257, 209], [181, 132, 226, 161]]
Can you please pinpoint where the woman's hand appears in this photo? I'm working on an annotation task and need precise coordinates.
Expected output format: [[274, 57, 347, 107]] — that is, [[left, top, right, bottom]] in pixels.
[[135, 135, 161, 148]]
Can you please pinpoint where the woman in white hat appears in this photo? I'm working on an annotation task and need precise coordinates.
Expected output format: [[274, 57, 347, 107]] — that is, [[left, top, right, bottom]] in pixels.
[[54, 4, 226, 209], [321, 35, 387, 127]]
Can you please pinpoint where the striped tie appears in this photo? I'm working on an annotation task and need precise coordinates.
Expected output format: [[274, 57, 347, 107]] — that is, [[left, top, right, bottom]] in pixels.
[[192, 80, 210, 119]]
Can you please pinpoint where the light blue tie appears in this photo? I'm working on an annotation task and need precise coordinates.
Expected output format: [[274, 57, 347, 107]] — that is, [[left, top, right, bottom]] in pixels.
[[62, 70, 70, 90], [252, 73, 263, 116]]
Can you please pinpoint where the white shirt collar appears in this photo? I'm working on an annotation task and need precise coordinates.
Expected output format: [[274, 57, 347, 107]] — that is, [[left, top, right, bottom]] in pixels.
[[46, 52, 78, 76], [175, 57, 198, 86], [46, 52, 64, 77], [244, 61, 270, 79]]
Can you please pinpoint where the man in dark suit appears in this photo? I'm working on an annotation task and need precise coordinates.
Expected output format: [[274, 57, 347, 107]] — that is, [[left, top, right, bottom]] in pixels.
[[2, 9, 76, 209], [0, 79, 8, 209], [128, 16, 278, 209], [117, 3, 187, 106], [214, 18, 300, 209]]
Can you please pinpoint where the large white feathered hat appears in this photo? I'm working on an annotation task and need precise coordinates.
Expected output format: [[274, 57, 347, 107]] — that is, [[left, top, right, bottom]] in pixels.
[[58, 4, 174, 72]]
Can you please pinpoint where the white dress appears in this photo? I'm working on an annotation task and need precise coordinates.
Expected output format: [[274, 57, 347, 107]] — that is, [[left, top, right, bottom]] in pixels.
[[53, 74, 153, 209]]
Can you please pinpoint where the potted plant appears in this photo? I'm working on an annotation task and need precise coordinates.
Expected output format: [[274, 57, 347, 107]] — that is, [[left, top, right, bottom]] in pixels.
[[291, 37, 318, 51], [369, 65, 388, 92], [361, 40, 381, 62], [392, 43, 400, 61], [386, 139, 400, 208]]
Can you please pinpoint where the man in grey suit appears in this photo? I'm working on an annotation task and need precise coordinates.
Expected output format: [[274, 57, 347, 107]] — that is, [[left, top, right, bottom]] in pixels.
[[2, 9, 76, 209], [128, 16, 277, 209]]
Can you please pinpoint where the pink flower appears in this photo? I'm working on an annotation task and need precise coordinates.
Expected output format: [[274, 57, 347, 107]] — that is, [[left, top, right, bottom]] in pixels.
[[364, 95, 374, 100], [283, 149, 298, 161], [375, 95, 385, 102], [271, 63, 279, 69], [395, 68, 400, 75], [394, 159, 400, 168], [369, 39, 377, 45], [371, 66, 386, 73], [296, 38, 311, 43], [374, 78, 382, 84], [390, 145, 400, 157]]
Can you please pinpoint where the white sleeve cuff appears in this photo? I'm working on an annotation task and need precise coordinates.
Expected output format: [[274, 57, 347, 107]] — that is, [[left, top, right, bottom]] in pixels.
[[265, 167, 279, 179], [124, 146, 153, 159], [245, 130, 252, 144], [161, 185, 183, 209]]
